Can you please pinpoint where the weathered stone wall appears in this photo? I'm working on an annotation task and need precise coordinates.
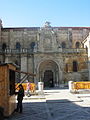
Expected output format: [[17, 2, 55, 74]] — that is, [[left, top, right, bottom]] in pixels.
[[0, 23, 90, 85], [64, 53, 88, 72], [1, 27, 90, 50]]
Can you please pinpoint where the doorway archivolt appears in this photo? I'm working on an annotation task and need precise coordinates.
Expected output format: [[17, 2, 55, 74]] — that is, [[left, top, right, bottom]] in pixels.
[[38, 60, 59, 87]]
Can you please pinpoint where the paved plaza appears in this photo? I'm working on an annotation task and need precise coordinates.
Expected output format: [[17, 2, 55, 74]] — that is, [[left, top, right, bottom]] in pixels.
[[6, 89, 90, 120]]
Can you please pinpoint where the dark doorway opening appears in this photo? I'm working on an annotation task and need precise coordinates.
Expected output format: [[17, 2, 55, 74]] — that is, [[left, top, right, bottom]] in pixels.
[[43, 70, 54, 87], [9, 70, 15, 95]]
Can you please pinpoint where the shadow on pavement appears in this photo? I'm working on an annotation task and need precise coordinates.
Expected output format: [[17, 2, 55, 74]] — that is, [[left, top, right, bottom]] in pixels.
[[6, 99, 90, 120]]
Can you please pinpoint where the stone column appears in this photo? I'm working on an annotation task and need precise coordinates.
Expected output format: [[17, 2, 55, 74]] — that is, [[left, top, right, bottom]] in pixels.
[[9, 29, 14, 49], [56, 71, 59, 86], [21, 56, 28, 80], [59, 70, 63, 88], [88, 61, 90, 81], [54, 70, 58, 87], [68, 81, 74, 92]]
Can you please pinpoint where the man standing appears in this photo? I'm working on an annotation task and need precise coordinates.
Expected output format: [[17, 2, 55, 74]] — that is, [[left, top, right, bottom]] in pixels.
[[15, 84, 24, 113]]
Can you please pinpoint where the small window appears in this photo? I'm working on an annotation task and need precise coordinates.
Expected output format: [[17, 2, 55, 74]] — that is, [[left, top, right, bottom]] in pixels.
[[66, 64, 68, 72], [2, 43, 7, 51], [73, 61, 78, 72], [30, 42, 35, 51], [86, 46, 88, 53], [61, 42, 66, 48], [16, 42, 21, 49], [76, 42, 80, 48]]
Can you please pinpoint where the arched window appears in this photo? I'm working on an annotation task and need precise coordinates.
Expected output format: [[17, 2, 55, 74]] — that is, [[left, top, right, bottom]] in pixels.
[[76, 42, 80, 48], [61, 42, 66, 48], [2, 43, 7, 51], [85, 46, 88, 53], [73, 61, 78, 72], [30, 42, 35, 51], [66, 64, 68, 72], [16, 42, 21, 49]]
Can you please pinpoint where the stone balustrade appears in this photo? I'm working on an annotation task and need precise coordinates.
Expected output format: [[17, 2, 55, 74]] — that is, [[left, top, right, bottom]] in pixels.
[[62, 48, 86, 53], [0, 48, 86, 54]]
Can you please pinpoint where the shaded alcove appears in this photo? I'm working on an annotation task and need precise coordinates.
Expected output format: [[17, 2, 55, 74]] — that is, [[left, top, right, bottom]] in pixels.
[[38, 60, 59, 87]]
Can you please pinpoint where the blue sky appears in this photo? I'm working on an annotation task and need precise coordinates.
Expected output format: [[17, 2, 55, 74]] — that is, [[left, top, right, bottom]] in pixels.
[[0, 0, 90, 27]]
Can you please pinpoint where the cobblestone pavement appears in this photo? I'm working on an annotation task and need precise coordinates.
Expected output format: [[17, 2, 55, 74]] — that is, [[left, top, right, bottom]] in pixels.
[[6, 89, 90, 120]]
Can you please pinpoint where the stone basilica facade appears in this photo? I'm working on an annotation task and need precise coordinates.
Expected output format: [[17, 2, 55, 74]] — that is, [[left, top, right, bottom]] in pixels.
[[0, 20, 90, 87]]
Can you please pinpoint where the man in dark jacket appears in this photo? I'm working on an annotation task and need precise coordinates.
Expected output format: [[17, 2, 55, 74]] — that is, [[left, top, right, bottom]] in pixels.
[[15, 84, 24, 113]]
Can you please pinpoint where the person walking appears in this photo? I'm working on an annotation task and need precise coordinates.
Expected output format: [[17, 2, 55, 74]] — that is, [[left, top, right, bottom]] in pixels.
[[26, 82, 31, 97], [15, 84, 24, 113]]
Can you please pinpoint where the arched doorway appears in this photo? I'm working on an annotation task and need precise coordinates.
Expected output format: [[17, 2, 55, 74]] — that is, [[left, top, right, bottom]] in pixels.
[[38, 60, 59, 87], [44, 70, 54, 87]]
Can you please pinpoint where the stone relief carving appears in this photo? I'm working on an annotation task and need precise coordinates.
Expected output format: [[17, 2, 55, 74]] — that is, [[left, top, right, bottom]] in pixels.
[[37, 22, 60, 52], [44, 21, 51, 28]]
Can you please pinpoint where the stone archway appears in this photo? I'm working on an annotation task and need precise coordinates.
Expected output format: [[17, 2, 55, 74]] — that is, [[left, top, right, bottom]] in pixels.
[[38, 60, 59, 87]]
